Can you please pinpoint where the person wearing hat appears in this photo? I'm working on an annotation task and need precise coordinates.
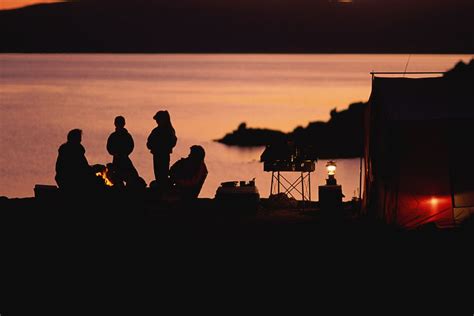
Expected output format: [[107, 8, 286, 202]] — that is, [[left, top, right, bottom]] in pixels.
[[147, 110, 177, 191], [169, 145, 208, 199], [106, 116, 139, 186]]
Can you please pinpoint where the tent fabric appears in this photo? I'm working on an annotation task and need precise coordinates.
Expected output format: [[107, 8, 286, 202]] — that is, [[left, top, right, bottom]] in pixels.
[[370, 76, 474, 121], [363, 74, 474, 229]]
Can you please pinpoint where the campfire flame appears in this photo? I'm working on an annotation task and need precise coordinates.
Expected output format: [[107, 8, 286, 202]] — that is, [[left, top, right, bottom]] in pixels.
[[96, 167, 114, 187]]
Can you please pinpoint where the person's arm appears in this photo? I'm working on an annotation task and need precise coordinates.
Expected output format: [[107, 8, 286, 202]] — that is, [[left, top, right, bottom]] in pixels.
[[146, 130, 154, 151], [129, 134, 135, 155], [78, 145, 93, 173], [55, 149, 63, 175], [175, 178, 196, 188], [106, 134, 114, 156], [175, 164, 207, 188]]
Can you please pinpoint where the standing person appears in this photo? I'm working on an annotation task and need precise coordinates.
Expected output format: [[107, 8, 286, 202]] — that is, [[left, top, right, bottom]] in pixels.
[[55, 129, 97, 191], [106, 116, 139, 186], [147, 110, 177, 191]]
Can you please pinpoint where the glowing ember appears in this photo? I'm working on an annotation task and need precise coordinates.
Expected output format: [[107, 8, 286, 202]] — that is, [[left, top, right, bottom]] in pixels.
[[96, 167, 114, 187]]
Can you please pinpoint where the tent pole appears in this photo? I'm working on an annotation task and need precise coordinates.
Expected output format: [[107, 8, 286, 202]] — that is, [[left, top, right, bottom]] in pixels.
[[359, 156, 363, 201]]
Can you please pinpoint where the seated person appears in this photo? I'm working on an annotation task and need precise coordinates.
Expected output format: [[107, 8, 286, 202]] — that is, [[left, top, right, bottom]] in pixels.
[[55, 129, 101, 191], [169, 145, 208, 199]]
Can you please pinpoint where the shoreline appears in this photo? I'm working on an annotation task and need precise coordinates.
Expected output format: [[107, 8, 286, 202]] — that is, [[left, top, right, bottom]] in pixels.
[[2, 194, 472, 234]]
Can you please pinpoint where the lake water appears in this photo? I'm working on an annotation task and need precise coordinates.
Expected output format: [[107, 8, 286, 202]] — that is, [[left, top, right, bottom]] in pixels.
[[1, 54, 472, 199]]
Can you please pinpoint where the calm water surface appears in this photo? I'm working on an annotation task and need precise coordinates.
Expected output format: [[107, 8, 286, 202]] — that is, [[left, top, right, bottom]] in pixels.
[[1, 54, 471, 199]]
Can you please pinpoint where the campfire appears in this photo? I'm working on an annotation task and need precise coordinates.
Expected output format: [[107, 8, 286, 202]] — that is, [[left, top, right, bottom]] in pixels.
[[96, 167, 114, 187]]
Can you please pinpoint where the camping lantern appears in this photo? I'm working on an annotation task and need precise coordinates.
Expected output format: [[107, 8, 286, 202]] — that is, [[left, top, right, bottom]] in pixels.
[[319, 160, 343, 210], [326, 161, 337, 176], [326, 161, 337, 185]]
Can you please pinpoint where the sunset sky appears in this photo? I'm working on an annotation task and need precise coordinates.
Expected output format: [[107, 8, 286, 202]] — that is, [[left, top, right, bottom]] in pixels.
[[0, 0, 62, 10]]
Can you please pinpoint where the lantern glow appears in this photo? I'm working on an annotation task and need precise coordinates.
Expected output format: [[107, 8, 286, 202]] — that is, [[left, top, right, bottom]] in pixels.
[[430, 197, 439, 206], [326, 161, 337, 176]]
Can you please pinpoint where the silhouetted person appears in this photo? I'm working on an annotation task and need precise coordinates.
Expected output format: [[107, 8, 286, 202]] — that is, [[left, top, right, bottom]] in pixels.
[[169, 145, 208, 199], [55, 129, 97, 191], [107, 116, 139, 187], [147, 110, 177, 191]]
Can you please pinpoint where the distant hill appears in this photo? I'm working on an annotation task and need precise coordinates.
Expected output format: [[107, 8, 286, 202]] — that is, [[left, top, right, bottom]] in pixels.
[[1, 0, 473, 53], [216, 101, 366, 158], [217, 59, 474, 158], [217, 123, 287, 148]]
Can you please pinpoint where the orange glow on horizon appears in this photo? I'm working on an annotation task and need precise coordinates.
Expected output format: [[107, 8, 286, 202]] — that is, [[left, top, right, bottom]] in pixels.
[[0, 0, 63, 10]]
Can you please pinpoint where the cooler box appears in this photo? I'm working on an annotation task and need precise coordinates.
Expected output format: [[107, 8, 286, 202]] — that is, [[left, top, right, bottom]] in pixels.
[[215, 181, 260, 214]]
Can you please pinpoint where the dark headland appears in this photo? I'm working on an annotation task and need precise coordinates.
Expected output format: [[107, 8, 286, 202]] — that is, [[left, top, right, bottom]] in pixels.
[[1, 0, 473, 53], [216, 59, 474, 158]]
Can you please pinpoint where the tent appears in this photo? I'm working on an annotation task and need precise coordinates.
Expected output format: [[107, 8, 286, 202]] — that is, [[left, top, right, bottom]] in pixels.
[[363, 68, 474, 229]]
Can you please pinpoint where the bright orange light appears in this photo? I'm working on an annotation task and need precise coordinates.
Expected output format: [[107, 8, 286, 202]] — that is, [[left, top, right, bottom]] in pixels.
[[430, 197, 439, 207], [0, 1, 63, 10], [326, 161, 337, 176], [96, 168, 114, 187]]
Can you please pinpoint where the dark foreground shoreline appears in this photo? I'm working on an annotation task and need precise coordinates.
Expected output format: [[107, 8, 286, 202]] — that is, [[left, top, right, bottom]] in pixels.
[[2, 192, 472, 308], [2, 192, 472, 238]]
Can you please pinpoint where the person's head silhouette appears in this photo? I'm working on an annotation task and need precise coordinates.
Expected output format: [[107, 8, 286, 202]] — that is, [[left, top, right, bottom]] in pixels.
[[189, 145, 205, 161], [114, 116, 126, 128], [153, 110, 171, 127], [67, 129, 82, 144]]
